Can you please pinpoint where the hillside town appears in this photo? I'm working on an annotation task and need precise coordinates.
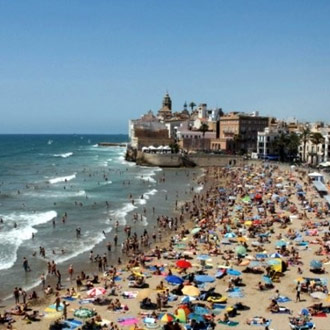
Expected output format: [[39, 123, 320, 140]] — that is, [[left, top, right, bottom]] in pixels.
[[128, 92, 330, 168]]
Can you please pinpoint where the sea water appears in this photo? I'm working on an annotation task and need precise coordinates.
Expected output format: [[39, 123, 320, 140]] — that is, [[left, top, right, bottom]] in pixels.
[[0, 135, 201, 299]]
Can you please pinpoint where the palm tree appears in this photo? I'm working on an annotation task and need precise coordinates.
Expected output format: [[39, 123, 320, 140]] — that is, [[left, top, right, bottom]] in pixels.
[[189, 102, 196, 112], [199, 123, 209, 151], [300, 127, 310, 162], [309, 132, 325, 165], [287, 132, 300, 161], [273, 132, 289, 162]]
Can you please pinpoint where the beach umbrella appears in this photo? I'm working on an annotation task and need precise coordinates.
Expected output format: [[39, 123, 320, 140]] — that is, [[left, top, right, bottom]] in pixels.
[[242, 196, 251, 203], [191, 227, 201, 235], [188, 313, 205, 322], [262, 275, 273, 285], [267, 258, 281, 266], [181, 296, 196, 304], [176, 260, 192, 269], [160, 313, 175, 323], [182, 286, 200, 297], [255, 193, 262, 200], [311, 292, 327, 300], [193, 306, 210, 315], [175, 306, 190, 323], [165, 275, 183, 285], [227, 269, 241, 276], [87, 287, 106, 297], [197, 254, 211, 261], [249, 261, 262, 268], [237, 237, 247, 243], [194, 275, 215, 283], [270, 252, 283, 258], [235, 245, 246, 256], [137, 288, 153, 300], [275, 240, 287, 247], [224, 232, 236, 238], [74, 308, 96, 319], [310, 260, 322, 269], [279, 196, 287, 203]]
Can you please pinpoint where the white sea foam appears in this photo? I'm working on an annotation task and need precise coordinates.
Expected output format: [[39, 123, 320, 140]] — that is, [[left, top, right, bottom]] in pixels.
[[27, 190, 86, 198], [0, 210, 57, 270], [136, 170, 158, 183], [195, 185, 204, 192], [48, 173, 76, 184], [109, 202, 137, 225], [55, 227, 112, 264], [53, 152, 73, 158]]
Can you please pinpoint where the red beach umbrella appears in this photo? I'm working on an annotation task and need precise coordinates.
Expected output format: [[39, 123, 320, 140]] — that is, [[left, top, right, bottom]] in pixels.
[[176, 260, 192, 269]]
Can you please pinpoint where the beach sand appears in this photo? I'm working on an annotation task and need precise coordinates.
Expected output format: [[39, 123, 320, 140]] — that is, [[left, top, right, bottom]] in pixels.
[[1, 162, 330, 330]]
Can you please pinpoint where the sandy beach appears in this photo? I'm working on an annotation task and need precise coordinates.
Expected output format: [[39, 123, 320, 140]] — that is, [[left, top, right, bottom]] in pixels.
[[1, 162, 330, 330]]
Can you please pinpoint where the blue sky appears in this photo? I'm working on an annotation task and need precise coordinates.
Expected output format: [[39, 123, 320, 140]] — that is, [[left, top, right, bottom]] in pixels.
[[0, 0, 329, 133]]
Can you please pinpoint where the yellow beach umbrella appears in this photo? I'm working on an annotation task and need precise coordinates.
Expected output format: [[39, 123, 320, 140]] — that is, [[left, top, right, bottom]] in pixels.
[[137, 288, 153, 300], [182, 285, 200, 297]]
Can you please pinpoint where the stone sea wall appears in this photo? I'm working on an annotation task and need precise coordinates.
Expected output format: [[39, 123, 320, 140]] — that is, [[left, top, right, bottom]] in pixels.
[[134, 151, 245, 168]]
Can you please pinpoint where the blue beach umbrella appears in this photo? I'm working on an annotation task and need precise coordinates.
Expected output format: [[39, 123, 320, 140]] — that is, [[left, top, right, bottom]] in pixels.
[[194, 275, 215, 283], [270, 252, 283, 258], [267, 259, 281, 266], [197, 254, 211, 261], [165, 275, 183, 285], [275, 240, 287, 247], [249, 261, 263, 268], [224, 232, 236, 238], [193, 306, 210, 315], [227, 269, 241, 276], [278, 196, 287, 203], [310, 260, 322, 269], [188, 313, 205, 322], [181, 296, 196, 304], [262, 275, 273, 285]]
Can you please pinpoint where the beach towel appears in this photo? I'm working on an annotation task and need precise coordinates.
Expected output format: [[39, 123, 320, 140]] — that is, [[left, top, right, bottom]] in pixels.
[[276, 296, 291, 303], [213, 304, 227, 309], [63, 319, 83, 330], [122, 291, 138, 299], [78, 298, 94, 305], [117, 317, 139, 326], [256, 253, 268, 259], [218, 320, 239, 326], [45, 303, 64, 312], [63, 297, 77, 301], [250, 319, 271, 327], [228, 288, 244, 298], [313, 312, 327, 317]]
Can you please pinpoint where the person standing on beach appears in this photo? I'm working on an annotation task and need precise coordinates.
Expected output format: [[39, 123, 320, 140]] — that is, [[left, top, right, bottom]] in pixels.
[[56, 269, 62, 287], [68, 264, 74, 281], [63, 301, 69, 319], [13, 287, 19, 304], [22, 257, 31, 272], [55, 293, 61, 311], [41, 273, 46, 289], [296, 281, 302, 302], [114, 234, 118, 246]]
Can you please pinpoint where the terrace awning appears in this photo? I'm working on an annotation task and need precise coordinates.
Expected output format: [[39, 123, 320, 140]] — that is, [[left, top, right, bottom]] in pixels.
[[313, 181, 328, 193], [324, 195, 330, 205]]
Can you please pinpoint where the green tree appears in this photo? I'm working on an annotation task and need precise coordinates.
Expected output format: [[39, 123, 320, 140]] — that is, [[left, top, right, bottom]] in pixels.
[[273, 132, 288, 162], [199, 123, 209, 151], [300, 127, 310, 162], [287, 132, 300, 161], [169, 142, 179, 154], [189, 102, 196, 112], [309, 132, 325, 165]]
